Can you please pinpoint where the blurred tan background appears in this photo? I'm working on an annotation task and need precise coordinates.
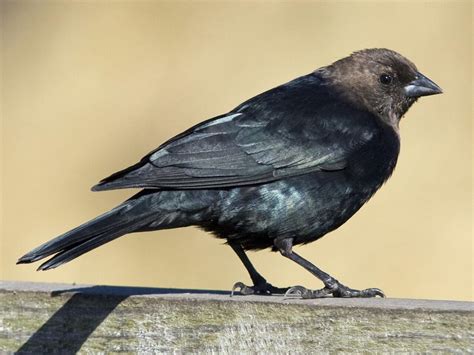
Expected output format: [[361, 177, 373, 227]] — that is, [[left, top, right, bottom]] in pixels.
[[1, 1, 472, 301]]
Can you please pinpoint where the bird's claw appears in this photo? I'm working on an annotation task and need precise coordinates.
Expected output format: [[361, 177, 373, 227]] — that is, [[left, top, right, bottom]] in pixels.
[[333, 285, 385, 298], [231, 282, 255, 296], [284, 283, 385, 299], [284, 285, 306, 298], [230, 281, 289, 296]]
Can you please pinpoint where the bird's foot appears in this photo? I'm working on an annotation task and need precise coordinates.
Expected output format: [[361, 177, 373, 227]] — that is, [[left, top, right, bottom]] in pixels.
[[231, 281, 289, 296], [284, 282, 385, 299]]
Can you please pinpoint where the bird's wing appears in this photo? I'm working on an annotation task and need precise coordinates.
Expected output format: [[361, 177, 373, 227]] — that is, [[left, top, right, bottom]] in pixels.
[[92, 75, 379, 191]]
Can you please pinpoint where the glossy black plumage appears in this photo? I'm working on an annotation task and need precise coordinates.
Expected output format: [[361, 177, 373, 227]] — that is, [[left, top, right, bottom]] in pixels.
[[92, 75, 374, 190], [18, 49, 442, 298]]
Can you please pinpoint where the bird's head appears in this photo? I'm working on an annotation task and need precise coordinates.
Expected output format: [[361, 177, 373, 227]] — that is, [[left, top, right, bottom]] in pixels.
[[322, 48, 442, 128]]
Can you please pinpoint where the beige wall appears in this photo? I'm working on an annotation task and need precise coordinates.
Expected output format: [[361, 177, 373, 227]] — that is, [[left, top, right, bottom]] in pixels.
[[1, 1, 472, 301]]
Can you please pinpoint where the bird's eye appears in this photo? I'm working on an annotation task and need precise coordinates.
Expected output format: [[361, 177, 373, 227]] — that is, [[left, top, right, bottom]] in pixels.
[[379, 73, 393, 85]]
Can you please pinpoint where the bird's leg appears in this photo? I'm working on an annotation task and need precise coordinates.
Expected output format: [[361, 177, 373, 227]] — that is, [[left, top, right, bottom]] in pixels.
[[229, 243, 289, 296], [274, 238, 385, 299]]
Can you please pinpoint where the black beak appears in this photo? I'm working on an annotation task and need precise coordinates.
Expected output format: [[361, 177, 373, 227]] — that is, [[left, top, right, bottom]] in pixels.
[[404, 72, 443, 98]]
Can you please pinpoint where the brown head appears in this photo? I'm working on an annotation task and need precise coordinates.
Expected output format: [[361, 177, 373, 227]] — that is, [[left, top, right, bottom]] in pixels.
[[320, 48, 442, 128]]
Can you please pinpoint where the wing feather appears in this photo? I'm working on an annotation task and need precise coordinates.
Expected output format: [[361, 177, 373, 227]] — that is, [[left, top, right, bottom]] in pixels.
[[92, 74, 379, 191]]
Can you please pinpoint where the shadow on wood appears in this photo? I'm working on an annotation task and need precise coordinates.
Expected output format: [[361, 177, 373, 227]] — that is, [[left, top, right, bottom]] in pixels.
[[16, 285, 229, 353], [17, 293, 127, 354]]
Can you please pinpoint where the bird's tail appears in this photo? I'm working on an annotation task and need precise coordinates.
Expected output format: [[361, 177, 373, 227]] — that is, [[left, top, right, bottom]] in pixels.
[[17, 192, 157, 271]]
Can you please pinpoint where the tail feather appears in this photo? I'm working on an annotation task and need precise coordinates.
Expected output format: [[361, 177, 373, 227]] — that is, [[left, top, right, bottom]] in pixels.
[[37, 218, 149, 271], [17, 194, 156, 269]]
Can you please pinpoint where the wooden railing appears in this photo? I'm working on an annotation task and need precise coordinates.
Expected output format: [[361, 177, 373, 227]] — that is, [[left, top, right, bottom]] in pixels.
[[1, 281, 472, 353]]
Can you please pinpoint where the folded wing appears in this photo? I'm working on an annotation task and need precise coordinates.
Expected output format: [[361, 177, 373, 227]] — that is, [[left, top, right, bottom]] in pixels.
[[92, 75, 378, 191]]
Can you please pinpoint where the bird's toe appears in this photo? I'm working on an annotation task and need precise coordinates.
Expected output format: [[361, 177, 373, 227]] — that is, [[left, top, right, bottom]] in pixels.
[[332, 284, 385, 298], [231, 282, 255, 296], [284, 285, 332, 299], [361, 287, 385, 298], [231, 281, 288, 296], [284, 285, 307, 298]]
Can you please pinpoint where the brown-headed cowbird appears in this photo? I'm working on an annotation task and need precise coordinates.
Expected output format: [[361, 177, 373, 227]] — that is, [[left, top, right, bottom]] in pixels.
[[18, 48, 442, 298]]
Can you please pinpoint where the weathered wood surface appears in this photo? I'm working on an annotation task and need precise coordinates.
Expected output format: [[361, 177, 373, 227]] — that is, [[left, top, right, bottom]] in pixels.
[[0, 281, 472, 353]]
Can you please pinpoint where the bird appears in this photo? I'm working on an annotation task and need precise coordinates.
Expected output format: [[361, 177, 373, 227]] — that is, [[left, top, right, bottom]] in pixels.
[[17, 48, 442, 298]]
